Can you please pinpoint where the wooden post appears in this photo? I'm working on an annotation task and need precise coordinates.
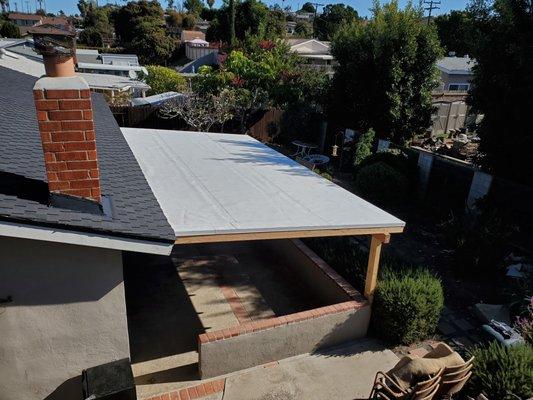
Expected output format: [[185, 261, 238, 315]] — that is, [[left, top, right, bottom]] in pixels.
[[364, 233, 390, 302]]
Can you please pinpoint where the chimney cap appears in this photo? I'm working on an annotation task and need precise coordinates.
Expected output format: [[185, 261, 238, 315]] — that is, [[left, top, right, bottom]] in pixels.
[[29, 24, 76, 57]]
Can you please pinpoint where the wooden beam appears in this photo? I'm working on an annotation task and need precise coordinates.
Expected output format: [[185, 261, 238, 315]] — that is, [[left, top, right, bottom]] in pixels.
[[364, 234, 388, 302], [174, 226, 404, 244]]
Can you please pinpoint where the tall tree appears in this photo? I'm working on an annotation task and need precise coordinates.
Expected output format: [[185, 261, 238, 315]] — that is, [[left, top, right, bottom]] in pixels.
[[329, 0, 442, 143], [468, 0, 533, 185], [229, 0, 236, 47], [313, 3, 358, 40], [184, 0, 204, 15], [294, 20, 313, 37], [207, 0, 215, 9], [434, 10, 476, 56], [301, 2, 316, 13]]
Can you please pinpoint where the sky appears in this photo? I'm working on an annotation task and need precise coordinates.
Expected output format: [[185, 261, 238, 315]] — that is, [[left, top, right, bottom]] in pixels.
[[13, 0, 469, 18]]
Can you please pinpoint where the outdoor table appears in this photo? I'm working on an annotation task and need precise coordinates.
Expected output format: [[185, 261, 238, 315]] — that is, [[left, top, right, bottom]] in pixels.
[[291, 141, 318, 158], [304, 154, 330, 167]]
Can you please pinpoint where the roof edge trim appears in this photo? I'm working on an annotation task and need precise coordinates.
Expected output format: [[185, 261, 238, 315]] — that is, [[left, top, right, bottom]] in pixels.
[[0, 220, 173, 255]]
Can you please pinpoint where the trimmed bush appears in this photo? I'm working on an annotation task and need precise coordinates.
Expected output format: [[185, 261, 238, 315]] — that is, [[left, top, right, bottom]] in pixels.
[[354, 161, 409, 207], [353, 128, 375, 167], [372, 268, 444, 345], [469, 342, 533, 400]]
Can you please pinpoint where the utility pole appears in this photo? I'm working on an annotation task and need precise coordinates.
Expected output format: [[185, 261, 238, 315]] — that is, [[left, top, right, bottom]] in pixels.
[[424, 0, 440, 23]]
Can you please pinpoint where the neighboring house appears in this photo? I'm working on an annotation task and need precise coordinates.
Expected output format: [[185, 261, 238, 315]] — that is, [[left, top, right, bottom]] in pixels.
[[185, 37, 218, 61], [436, 55, 475, 92], [287, 38, 335, 73], [429, 55, 477, 137], [195, 19, 210, 33], [0, 38, 150, 98], [7, 12, 71, 36], [286, 20, 297, 35], [181, 29, 206, 44]]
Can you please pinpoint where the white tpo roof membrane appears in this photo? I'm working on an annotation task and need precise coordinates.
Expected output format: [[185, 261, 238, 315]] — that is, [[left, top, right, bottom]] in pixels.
[[122, 128, 405, 238]]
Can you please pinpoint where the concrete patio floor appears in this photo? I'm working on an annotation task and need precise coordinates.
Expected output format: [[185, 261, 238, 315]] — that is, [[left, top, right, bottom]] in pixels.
[[124, 241, 324, 398], [145, 339, 399, 400]]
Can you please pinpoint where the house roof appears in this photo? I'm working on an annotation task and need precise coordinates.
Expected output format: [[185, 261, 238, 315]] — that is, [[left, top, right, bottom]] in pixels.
[[122, 129, 405, 243], [0, 66, 175, 245], [181, 30, 206, 42], [8, 13, 42, 21], [287, 38, 331, 56], [436, 56, 475, 75]]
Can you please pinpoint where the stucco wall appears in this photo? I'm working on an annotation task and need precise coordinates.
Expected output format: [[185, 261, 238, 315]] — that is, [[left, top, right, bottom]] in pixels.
[[440, 72, 472, 89], [0, 236, 130, 400], [199, 304, 371, 378]]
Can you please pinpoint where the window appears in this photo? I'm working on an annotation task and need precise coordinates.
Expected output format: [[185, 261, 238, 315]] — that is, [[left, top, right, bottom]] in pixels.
[[448, 83, 470, 91]]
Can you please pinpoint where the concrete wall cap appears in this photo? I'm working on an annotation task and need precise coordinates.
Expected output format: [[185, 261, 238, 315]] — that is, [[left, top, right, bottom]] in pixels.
[[34, 75, 90, 91]]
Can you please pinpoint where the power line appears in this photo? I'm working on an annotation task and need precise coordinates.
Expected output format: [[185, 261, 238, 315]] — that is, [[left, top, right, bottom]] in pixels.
[[424, 0, 441, 23]]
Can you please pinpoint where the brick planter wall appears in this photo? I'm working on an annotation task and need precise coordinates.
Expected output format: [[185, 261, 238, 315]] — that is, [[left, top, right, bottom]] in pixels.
[[198, 239, 370, 378]]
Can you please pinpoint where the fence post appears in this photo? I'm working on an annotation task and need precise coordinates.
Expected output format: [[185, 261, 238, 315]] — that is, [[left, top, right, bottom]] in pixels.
[[417, 150, 434, 199], [467, 171, 493, 209]]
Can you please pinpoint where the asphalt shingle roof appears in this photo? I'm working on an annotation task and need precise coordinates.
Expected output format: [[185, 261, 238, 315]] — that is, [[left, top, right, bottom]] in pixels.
[[0, 66, 175, 243]]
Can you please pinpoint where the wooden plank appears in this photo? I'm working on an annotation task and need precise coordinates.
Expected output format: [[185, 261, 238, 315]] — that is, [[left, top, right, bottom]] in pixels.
[[174, 226, 404, 244], [364, 234, 386, 301]]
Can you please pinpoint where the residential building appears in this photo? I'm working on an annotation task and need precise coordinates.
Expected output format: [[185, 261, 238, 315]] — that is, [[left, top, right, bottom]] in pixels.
[[287, 38, 335, 73], [429, 55, 477, 137], [195, 19, 210, 33], [181, 29, 206, 44], [7, 12, 71, 36]]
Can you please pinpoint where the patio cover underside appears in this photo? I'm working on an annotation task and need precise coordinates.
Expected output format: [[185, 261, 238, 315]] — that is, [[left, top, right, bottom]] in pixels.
[[122, 128, 405, 244]]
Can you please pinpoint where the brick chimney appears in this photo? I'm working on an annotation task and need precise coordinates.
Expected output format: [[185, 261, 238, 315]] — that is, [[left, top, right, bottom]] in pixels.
[[31, 28, 101, 203]]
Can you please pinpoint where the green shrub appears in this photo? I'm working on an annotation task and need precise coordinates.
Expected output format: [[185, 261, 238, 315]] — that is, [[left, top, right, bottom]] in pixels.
[[353, 128, 375, 167], [372, 267, 444, 345], [141, 65, 187, 95], [469, 342, 533, 400], [354, 161, 409, 207]]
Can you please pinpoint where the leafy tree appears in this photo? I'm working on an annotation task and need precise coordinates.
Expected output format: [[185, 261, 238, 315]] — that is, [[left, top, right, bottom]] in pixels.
[[82, 3, 114, 43], [0, 21, 21, 38], [207, 0, 215, 8], [468, 0, 533, 185], [184, 0, 204, 16], [182, 13, 197, 29], [313, 3, 358, 40], [265, 9, 286, 39], [127, 23, 176, 65], [168, 0, 174, 9], [113, 0, 165, 44], [140, 65, 187, 94], [330, 1, 442, 143], [434, 10, 476, 56], [79, 27, 104, 46], [166, 9, 183, 28], [229, 0, 236, 46], [354, 128, 375, 167], [301, 2, 315, 13], [294, 21, 313, 37]]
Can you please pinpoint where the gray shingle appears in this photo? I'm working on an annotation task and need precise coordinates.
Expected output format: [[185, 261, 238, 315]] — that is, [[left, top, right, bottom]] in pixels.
[[0, 66, 175, 243]]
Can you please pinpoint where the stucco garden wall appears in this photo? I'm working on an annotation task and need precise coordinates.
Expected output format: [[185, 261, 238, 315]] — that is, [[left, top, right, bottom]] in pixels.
[[0, 236, 130, 400]]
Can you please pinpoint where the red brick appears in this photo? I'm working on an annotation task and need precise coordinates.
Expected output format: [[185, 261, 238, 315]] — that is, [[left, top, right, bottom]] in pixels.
[[49, 181, 70, 190], [80, 89, 91, 98], [47, 172, 58, 182], [178, 389, 190, 400], [39, 121, 62, 132], [35, 99, 59, 110], [206, 332, 217, 342], [45, 89, 80, 99], [44, 153, 55, 162], [61, 120, 94, 131], [56, 151, 88, 161], [49, 110, 84, 121], [63, 141, 96, 151], [203, 382, 215, 395], [33, 90, 44, 100], [63, 188, 92, 198], [198, 334, 208, 344], [42, 143, 65, 152], [58, 99, 91, 110], [170, 392, 179, 400], [187, 386, 199, 399], [214, 330, 224, 341], [83, 110, 93, 120], [37, 111, 48, 121], [46, 162, 68, 171], [66, 160, 98, 170], [85, 130, 96, 140], [212, 379, 225, 392], [89, 169, 99, 178], [57, 170, 90, 181], [40, 132, 52, 143], [51, 131, 86, 142], [70, 179, 99, 189], [161, 394, 171, 400], [90, 187, 101, 200], [196, 384, 206, 397], [87, 150, 97, 160]]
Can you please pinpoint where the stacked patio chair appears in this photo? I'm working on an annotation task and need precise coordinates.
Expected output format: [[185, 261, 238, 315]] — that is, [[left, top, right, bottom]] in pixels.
[[369, 368, 443, 399], [368, 342, 474, 400]]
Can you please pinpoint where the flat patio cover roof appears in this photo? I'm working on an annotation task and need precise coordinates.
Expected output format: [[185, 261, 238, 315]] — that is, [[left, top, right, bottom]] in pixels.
[[122, 128, 405, 243]]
